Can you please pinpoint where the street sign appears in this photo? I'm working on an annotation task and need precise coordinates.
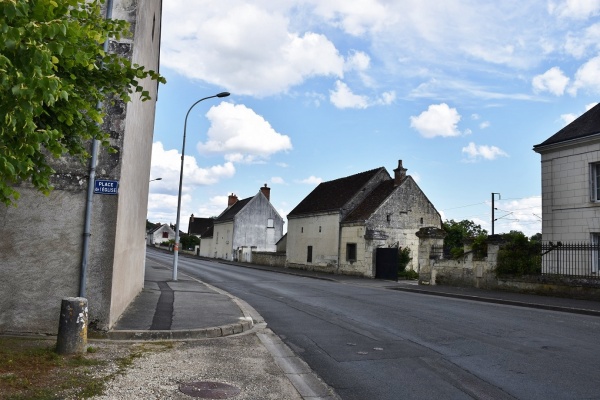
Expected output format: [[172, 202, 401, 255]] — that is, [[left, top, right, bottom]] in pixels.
[[94, 179, 119, 195]]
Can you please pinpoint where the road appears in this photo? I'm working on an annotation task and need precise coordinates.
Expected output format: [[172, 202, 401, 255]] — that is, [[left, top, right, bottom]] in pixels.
[[148, 248, 600, 400]]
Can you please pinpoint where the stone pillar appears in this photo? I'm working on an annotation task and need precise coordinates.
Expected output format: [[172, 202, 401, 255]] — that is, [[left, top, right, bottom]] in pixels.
[[415, 227, 446, 285], [486, 234, 504, 269], [463, 237, 474, 265], [56, 297, 88, 354]]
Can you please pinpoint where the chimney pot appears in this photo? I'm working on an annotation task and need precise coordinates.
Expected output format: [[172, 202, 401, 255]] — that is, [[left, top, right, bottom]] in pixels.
[[393, 159, 407, 186], [228, 193, 238, 206]]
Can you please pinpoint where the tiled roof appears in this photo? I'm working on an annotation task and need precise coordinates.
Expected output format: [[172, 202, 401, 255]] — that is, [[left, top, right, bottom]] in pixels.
[[343, 179, 397, 223], [288, 168, 384, 217], [188, 217, 214, 235], [215, 197, 252, 222], [534, 103, 600, 148]]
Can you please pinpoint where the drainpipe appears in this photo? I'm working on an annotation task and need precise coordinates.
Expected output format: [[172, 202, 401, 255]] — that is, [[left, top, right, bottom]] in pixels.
[[80, 0, 114, 298]]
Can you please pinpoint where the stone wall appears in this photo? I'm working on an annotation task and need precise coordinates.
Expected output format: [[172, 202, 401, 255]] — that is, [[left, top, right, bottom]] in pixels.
[[251, 252, 286, 268]]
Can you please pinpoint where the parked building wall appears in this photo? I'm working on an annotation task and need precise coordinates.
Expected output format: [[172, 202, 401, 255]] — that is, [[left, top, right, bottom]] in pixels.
[[287, 213, 340, 271], [0, 0, 162, 334], [232, 194, 284, 254], [538, 139, 600, 242]]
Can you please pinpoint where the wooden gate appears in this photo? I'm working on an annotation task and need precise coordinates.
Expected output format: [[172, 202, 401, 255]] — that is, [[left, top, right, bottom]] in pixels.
[[375, 248, 398, 281]]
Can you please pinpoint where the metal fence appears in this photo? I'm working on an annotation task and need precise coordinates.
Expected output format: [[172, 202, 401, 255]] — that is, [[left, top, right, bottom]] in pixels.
[[541, 242, 600, 278]]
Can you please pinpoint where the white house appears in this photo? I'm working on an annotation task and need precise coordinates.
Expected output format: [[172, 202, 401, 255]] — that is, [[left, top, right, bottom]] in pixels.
[[286, 160, 442, 277], [533, 103, 600, 275], [146, 224, 176, 245], [203, 185, 284, 262]]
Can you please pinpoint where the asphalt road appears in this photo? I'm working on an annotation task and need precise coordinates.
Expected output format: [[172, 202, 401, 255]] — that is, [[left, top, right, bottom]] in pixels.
[[148, 249, 600, 400]]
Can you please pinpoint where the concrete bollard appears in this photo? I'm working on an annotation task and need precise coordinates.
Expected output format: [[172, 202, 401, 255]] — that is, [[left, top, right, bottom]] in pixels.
[[56, 297, 88, 354]]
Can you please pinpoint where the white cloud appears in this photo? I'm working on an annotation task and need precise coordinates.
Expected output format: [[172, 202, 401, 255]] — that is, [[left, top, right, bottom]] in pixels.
[[561, 113, 577, 125], [532, 67, 570, 96], [564, 23, 600, 58], [480, 121, 491, 129], [271, 177, 286, 184], [377, 91, 396, 105], [345, 50, 371, 71], [330, 80, 369, 109], [569, 56, 600, 95], [471, 114, 480, 120], [198, 102, 292, 162], [548, 0, 600, 19], [410, 103, 462, 138], [150, 142, 236, 193], [161, 2, 344, 96], [462, 142, 509, 161], [492, 196, 541, 236], [299, 176, 323, 185]]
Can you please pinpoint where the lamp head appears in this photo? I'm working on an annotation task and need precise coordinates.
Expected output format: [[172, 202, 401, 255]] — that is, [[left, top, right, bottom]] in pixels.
[[217, 92, 230, 98]]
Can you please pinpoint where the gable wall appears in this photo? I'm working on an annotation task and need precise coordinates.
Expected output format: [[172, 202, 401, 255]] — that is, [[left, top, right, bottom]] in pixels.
[[232, 194, 284, 254], [213, 221, 234, 260], [340, 178, 441, 276], [287, 213, 340, 270], [538, 140, 600, 242]]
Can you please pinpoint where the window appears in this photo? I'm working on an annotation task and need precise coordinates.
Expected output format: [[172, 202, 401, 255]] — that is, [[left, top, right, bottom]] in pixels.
[[591, 163, 600, 201], [267, 218, 274, 228], [301, 227, 304, 233], [346, 243, 357, 262], [319, 226, 322, 233], [307, 246, 313, 263], [162, 231, 168, 239], [420, 217, 424, 224]]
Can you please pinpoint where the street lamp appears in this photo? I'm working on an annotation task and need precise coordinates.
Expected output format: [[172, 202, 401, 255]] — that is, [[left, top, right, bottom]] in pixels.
[[172, 91, 230, 281], [150, 177, 162, 182]]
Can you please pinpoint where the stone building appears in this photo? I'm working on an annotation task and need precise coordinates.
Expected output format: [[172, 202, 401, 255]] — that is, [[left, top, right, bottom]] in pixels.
[[286, 160, 442, 277], [0, 0, 162, 334]]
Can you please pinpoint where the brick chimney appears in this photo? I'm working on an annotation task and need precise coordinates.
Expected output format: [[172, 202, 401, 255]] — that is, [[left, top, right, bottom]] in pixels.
[[228, 193, 238, 206], [393, 160, 407, 186], [260, 184, 271, 201]]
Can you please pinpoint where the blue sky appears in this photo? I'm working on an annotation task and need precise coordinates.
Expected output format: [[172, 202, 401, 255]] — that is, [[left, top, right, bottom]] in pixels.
[[147, 0, 600, 237]]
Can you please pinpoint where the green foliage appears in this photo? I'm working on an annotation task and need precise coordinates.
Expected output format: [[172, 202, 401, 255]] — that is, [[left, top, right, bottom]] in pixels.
[[0, 0, 165, 206], [495, 230, 542, 276], [443, 219, 488, 259], [180, 234, 200, 250], [397, 247, 412, 272]]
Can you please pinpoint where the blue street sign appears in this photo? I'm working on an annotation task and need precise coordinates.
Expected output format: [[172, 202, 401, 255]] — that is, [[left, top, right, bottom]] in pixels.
[[94, 179, 119, 195]]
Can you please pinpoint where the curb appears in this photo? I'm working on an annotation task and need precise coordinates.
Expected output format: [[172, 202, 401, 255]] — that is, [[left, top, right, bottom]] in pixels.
[[101, 320, 253, 341], [390, 286, 600, 317]]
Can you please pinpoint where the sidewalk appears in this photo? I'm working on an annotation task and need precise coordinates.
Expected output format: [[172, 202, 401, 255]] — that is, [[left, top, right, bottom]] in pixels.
[[99, 256, 338, 400]]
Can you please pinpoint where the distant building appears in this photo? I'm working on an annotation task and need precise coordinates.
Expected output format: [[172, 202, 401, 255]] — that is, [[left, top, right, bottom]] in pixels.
[[202, 185, 284, 262], [147, 224, 176, 245], [286, 160, 442, 277]]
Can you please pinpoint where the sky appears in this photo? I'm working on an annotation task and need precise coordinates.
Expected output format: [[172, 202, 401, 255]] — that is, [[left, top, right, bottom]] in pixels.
[[146, 0, 600, 237]]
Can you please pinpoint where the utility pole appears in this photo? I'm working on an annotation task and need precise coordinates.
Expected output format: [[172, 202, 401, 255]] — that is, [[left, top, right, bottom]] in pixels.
[[492, 193, 501, 235]]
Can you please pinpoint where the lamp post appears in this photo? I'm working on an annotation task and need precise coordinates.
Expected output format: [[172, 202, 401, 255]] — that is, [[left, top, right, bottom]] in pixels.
[[172, 92, 230, 281], [150, 177, 162, 182]]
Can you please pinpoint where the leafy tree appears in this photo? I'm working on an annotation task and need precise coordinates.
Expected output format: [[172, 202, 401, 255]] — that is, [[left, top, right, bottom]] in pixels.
[[0, 0, 165, 205], [180, 234, 200, 251], [496, 230, 542, 276], [442, 219, 488, 258]]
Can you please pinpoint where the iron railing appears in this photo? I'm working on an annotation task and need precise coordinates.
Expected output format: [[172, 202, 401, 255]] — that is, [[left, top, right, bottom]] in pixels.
[[541, 242, 600, 278]]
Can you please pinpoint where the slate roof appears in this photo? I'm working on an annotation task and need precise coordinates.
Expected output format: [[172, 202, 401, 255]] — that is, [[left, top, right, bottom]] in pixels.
[[288, 168, 385, 217], [188, 217, 214, 236], [534, 102, 600, 148], [343, 179, 397, 223], [215, 197, 252, 222]]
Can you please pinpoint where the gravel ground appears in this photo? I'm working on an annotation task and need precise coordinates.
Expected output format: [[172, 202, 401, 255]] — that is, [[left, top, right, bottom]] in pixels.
[[88, 332, 303, 400]]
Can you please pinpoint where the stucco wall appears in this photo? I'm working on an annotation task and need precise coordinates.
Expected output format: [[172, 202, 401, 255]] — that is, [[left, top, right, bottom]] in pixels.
[[0, 0, 161, 334], [287, 213, 340, 271], [233, 193, 284, 253], [538, 139, 600, 242], [213, 221, 234, 260]]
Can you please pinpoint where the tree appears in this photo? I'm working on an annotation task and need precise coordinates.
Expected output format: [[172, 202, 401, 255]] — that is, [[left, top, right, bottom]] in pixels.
[[442, 219, 488, 258], [496, 230, 542, 276], [0, 0, 165, 205]]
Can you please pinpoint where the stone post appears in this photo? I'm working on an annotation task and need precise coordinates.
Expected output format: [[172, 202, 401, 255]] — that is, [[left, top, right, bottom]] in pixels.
[[56, 297, 88, 354], [486, 234, 504, 270], [415, 227, 446, 285]]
